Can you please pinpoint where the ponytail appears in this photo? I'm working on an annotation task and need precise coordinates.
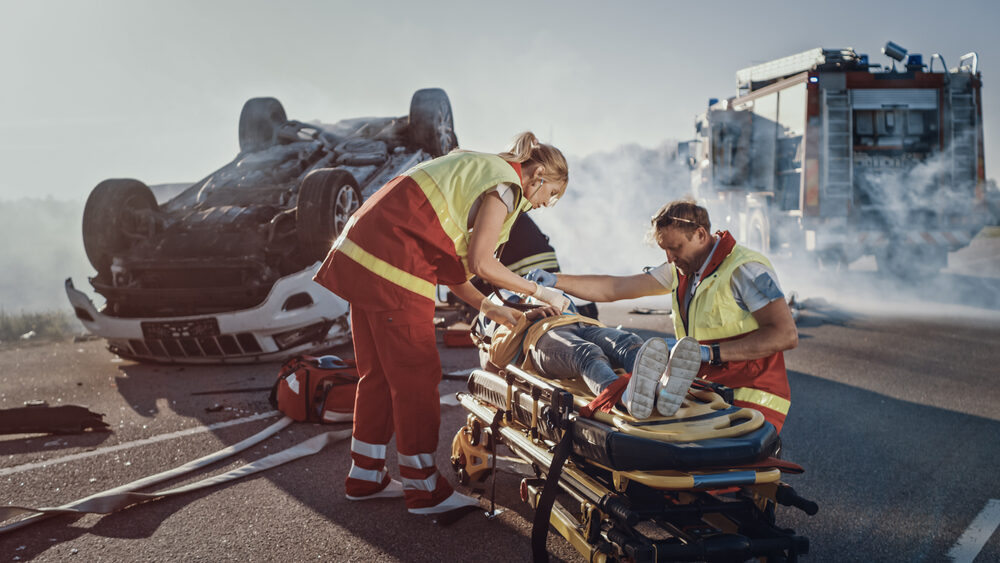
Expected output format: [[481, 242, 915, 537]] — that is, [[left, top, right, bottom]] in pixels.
[[497, 131, 569, 187]]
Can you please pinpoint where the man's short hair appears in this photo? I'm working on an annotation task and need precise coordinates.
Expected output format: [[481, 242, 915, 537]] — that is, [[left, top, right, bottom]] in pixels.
[[650, 200, 711, 239]]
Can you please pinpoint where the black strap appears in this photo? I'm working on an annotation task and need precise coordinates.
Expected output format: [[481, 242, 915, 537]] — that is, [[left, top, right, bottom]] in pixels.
[[487, 409, 504, 515], [531, 422, 574, 562]]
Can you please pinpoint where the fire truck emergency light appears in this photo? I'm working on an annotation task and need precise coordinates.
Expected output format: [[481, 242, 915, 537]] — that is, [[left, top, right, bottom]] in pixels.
[[882, 41, 907, 62]]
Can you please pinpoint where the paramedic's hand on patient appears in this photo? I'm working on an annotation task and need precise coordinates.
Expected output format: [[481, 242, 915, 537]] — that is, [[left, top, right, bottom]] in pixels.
[[531, 283, 570, 312], [480, 297, 523, 328], [525, 305, 561, 321], [526, 268, 558, 288]]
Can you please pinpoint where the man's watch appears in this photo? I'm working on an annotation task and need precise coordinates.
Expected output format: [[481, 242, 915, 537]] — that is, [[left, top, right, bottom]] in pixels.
[[710, 342, 723, 366]]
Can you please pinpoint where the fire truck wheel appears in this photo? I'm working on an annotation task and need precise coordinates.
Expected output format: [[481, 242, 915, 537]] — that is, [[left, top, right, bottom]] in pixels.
[[82, 179, 158, 278], [238, 97, 287, 154], [409, 88, 458, 157], [296, 168, 362, 262], [815, 250, 847, 272], [876, 247, 943, 278]]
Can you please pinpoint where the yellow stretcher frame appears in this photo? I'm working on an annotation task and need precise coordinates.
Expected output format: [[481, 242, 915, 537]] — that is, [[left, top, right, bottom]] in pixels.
[[451, 366, 811, 563]]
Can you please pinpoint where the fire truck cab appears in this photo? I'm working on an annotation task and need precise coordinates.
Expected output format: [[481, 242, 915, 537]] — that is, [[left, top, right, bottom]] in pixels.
[[683, 42, 987, 275]]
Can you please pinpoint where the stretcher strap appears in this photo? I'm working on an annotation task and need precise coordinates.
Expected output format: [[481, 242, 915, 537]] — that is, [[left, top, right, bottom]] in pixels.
[[488, 409, 504, 515], [532, 423, 574, 563], [579, 374, 631, 418]]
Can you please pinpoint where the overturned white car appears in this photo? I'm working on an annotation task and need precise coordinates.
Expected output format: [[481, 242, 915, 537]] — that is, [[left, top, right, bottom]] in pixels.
[[66, 89, 458, 363]]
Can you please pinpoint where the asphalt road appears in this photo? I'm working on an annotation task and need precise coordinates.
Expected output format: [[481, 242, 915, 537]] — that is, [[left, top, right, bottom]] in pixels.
[[2, 247, 1000, 562]]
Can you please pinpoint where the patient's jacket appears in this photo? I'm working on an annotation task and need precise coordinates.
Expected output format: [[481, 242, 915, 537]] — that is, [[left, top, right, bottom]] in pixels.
[[476, 309, 602, 373]]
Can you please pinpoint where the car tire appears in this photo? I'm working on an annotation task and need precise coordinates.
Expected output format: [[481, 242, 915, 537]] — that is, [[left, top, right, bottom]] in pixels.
[[82, 179, 158, 276], [297, 168, 362, 261], [238, 97, 287, 154], [409, 88, 458, 157]]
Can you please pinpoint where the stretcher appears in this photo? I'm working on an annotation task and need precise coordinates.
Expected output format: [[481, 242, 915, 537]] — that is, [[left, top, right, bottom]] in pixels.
[[451, 363, 817, 562]]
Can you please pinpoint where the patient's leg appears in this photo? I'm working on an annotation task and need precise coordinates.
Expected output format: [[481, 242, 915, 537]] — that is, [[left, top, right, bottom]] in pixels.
[[531, 328, 618, 396], [576, 325, 644, 372]]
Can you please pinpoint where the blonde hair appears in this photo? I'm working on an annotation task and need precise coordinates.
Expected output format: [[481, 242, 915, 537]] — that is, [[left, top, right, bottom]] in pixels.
[[497, 131, 569, 192]]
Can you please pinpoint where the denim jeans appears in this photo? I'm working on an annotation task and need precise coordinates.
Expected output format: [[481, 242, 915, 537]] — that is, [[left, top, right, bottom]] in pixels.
[[529, 324, 647, 395]]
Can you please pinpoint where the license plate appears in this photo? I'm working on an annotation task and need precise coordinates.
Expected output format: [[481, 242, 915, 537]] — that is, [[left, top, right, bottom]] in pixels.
[[141, 318, 220, 339]]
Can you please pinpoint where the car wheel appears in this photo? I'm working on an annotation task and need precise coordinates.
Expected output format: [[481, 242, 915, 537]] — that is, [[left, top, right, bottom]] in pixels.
[[238, 97, 287, 154], [82, 179, 158, 276], [409, 88, 458, 157], [297, 168, 362, 262]]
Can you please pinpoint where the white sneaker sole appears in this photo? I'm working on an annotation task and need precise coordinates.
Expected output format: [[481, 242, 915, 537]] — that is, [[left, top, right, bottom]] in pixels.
[[625, 338, 669, 419], [656, 336, 701, 417]]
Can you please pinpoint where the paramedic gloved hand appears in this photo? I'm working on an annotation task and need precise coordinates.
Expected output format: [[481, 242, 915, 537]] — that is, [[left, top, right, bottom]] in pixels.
[[480, 297, 523, 328], [525, 268, 557, 288], [531, 283, 570, 312]]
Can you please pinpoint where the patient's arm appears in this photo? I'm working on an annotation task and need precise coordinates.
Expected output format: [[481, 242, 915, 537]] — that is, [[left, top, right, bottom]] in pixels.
[[525, 306, 560, 322]]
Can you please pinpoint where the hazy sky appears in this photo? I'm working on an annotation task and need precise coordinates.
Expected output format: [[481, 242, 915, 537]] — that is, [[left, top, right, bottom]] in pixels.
[[1, 0, 997, 201]]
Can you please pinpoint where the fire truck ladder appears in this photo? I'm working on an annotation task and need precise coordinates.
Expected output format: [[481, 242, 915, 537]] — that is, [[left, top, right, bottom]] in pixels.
[[821, 90, 852, 216], [948, 90, 977, 190]]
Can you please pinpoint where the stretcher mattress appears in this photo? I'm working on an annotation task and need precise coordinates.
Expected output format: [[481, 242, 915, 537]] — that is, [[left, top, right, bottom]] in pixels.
[[466, 368, 779, 472]]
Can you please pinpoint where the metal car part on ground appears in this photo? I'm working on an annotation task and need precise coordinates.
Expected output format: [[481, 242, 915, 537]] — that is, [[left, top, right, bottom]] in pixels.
[[67, 89, 458, 364]]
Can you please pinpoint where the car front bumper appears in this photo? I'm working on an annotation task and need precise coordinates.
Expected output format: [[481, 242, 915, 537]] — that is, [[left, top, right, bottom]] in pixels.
[[65, 263, 351, 364]]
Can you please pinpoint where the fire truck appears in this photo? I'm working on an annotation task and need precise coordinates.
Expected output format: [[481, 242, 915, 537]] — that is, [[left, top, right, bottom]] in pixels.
[[682, 42, 987, 274]]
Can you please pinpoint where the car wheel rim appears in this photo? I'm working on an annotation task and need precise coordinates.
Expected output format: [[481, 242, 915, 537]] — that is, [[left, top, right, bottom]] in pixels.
[[435, 106, 455, 155], [334, 186, 360, 234]]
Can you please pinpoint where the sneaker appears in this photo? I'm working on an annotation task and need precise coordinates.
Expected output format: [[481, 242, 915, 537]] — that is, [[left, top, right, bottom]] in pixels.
[[624, 337, 669, 419], [656, 336, 701, 417], [345, 478, 404, 501], [408, 490, 481, 515]]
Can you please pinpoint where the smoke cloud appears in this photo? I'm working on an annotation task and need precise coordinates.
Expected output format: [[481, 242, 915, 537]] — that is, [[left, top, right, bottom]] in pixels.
[[0, 197, 92, 314], [531, 142, 693, 276], [529, 139, 1000, 321]]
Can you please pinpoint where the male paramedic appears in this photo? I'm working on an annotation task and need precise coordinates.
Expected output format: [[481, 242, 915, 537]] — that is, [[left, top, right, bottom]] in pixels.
[[528, 199, 798, 433]]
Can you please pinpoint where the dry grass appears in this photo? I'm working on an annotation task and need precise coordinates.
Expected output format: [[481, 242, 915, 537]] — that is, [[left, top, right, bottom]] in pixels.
[[0, 309, 78, 344]]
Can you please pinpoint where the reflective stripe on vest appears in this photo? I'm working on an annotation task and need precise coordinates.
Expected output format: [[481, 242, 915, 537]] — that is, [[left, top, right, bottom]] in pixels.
[[733, 387, 791, 415], [672, 245, 773, 341], [505, 251, 559, 275], [336, 236, 437, 301]]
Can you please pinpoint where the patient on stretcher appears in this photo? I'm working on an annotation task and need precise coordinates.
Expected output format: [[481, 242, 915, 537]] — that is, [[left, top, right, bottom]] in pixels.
[[473, 291, 702, 420]]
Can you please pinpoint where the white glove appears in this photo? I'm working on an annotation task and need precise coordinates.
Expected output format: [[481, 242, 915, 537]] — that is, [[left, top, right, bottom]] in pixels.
[[531, 283, 570, 312]]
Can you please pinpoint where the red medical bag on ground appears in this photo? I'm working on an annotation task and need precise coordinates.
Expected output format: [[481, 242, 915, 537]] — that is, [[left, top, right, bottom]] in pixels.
[[268, 355, 358, 423]]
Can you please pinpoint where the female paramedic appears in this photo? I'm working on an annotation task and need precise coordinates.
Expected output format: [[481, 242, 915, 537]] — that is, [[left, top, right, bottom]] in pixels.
[[314, 132, 570, 516]]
